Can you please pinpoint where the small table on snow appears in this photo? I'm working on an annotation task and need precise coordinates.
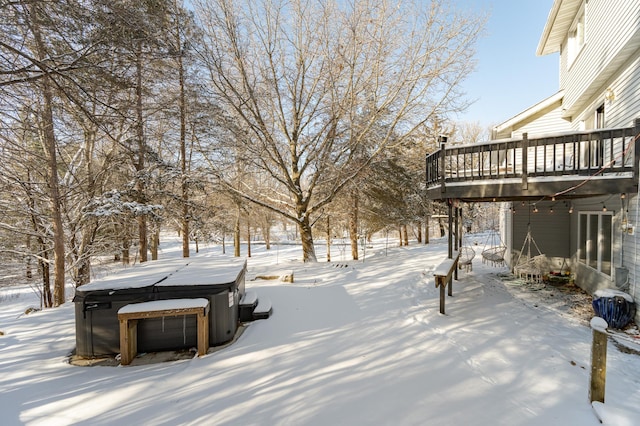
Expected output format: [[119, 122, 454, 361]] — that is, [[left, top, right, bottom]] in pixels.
[[117, 298, 210, 365], [433, 252, 460, 315]]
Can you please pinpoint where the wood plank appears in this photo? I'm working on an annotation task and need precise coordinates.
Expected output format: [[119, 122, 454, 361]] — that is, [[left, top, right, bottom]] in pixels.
[[118, 306, 209, 321], [590, 327, 608, 403], [119, 318, 138, 366], [197, 311, 209, 357]]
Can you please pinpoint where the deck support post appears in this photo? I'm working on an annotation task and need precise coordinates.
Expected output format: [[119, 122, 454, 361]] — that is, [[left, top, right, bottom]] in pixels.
[[439, 137, 447, 194], [454, 205, 459, 252], [522, 132, 529, 190], [447, 199, 453, 260]]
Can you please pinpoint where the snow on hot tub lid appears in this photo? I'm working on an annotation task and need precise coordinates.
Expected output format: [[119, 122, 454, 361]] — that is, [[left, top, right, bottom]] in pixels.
[[154, 257, 246, 287], [77, 258, 190, 291], [76, 256, 246, 292]]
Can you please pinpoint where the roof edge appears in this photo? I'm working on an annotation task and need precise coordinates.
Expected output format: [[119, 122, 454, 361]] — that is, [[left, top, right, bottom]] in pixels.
[[537, 0, 563, 56], [493, 91, 564, 134]]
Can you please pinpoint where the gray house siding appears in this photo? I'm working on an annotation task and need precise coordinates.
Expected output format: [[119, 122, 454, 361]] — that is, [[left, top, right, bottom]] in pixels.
[[569, 55, 640, 130], [509, 104, 571, 139], [602, 55, 640, 129], [621, 193, 639, 319], [510, 200, 572, 272], [560, 0, 640, 118]]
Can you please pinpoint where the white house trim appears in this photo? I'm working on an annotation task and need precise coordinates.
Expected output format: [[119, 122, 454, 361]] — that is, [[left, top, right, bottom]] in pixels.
[[493, 91, 565, 136]]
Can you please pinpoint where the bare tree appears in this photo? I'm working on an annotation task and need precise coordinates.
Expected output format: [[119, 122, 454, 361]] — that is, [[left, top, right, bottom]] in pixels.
[[451, 120, 493, 144], [194, 0, 484, 261], [1, 1, 78, 306]]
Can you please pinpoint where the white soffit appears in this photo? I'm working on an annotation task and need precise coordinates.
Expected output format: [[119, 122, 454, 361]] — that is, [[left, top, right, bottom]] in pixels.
[[537, 0, 582, 56]]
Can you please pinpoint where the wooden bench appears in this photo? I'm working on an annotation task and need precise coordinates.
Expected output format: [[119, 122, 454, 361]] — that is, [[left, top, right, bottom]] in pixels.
[[433, 252, 460, 315], [117, 298, 210, 366]]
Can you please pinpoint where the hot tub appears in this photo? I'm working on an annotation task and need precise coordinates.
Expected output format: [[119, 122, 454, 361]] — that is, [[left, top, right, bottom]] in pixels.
[[73, 256, 246, 357]]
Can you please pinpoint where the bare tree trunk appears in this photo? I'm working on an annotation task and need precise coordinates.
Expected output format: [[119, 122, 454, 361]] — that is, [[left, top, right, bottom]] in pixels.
[[40, 251, 52, 308], [246, 223, 251, 258], [399, 227, 403, 246], [234, 209, 241, 257], [438, 218, 446, 238], [416, 222, 422, 243], [259, 213, 272, 250], [26, 173, 52, 306], [403, 224, 409, 246], [73, 128, 98, 287], [74, 218, 98, 286], [299, 216, 316, 262], [425, 216, 430, 244], [122, 229, 131, 265], [25, 236, 32, 279], [135, 45, 148, 263], [30, 4, 65, 306], [151, 228, 159, 260], [326, 215, 331, 262], [264, 225, 271, 250], [175, 2, 190, 259], [76, 260, 91, 287], [349, 192, 359, 260]]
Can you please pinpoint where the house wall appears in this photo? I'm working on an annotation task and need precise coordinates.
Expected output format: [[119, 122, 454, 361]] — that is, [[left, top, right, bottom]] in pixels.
[[570, 53, 640, 130], [564, 195, 640, 323], [494, 101, 572, 140], [512, 104, 571, 138], [510, 201, 572, 271], [559, 0, 640, 115], [601, 54, 640, 129], [495, 0, 640, 322], [555, 1, 640, 321], [621, 193, 640, 323]]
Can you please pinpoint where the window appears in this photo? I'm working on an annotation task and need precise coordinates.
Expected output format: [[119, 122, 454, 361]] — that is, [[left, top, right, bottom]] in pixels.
[[578, 212, 612, 276], [596, 104, 605, 129], [567, 6, 585, 66]]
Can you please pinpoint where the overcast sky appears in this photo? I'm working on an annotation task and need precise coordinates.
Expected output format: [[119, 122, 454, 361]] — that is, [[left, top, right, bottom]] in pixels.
[[454, 0, 558, 130]]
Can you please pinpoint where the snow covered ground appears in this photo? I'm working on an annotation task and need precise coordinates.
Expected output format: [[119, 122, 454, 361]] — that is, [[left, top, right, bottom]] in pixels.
[[1, 235, 640, 425]]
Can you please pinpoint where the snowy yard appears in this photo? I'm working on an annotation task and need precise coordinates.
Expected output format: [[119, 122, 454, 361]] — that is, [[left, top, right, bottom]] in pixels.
[[1, 235, 640, 425]]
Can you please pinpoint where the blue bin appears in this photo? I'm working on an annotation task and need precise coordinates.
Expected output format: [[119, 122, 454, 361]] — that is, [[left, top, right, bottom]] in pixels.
[[592, 291, 636, 329]]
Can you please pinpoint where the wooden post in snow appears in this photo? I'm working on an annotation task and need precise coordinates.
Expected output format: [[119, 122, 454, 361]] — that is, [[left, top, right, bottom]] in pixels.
[[589, 317, 608, 403]]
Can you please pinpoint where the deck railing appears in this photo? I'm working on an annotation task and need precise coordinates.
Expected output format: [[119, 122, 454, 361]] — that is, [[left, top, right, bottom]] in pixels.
[[426, 121, 640, 191]]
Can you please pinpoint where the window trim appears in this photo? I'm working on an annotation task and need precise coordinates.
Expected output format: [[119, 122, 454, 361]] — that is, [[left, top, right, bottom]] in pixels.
[[567, 4, 586, 67]]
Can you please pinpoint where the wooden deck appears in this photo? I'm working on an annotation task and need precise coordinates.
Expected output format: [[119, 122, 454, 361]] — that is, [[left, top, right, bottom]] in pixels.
[[425, 121, 640, 202]]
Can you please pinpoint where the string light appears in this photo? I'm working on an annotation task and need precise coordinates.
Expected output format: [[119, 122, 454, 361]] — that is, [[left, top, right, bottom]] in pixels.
[[569, 204, 574, 214]]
